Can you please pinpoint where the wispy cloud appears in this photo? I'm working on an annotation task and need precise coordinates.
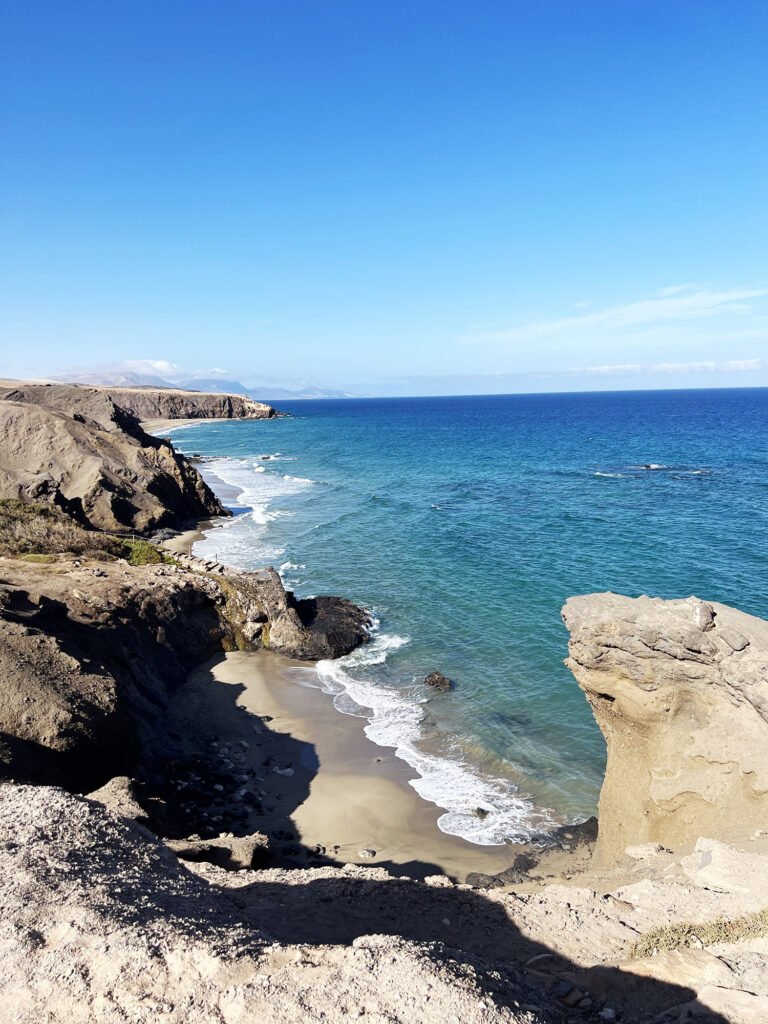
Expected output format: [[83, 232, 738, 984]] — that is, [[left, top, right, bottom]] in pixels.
[[461, 286, 768, 345], [533, 358, 768, 379]]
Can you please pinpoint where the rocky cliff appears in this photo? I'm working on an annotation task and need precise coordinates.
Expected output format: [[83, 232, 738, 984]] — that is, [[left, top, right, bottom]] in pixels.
[[563, 592, 768, 864], [0, 555, 370, 792], [0, 382, 227, 532], [0, 379, 276, 423], [102, 385, 275, 422]]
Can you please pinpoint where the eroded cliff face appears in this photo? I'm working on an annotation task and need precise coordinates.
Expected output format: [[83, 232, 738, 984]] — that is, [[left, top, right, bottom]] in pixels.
[[0, 386, 226, 532], [0, 380, 276, 423], [562, 592, 768, 863], [0, 555, 370, 791], [101, 385, 276, 421]]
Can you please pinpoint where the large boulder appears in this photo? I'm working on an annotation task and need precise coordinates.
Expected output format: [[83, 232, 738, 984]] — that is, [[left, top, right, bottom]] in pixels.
[[562, 592, 768, 863]]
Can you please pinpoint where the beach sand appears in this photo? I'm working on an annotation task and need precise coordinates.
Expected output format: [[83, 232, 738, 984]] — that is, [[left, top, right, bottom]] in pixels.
[[141, 417, 222, 435], [168, 649, 518, 881]]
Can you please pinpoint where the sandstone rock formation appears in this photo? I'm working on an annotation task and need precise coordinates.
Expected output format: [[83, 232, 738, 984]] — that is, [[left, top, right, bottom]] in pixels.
[[562, 592, 768, 863], [0, 555, 369, 790], [0, 388, 225, 532]]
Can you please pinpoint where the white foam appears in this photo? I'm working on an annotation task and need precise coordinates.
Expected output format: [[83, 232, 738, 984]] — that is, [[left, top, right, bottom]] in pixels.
[[594, 472, 623, 478], [191, 456, 313, 568], [315, 634, 557, 845]]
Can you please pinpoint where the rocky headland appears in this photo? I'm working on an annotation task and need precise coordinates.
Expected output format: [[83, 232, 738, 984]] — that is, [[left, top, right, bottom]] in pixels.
[[0, 379, 276, 424], [1, 383, 766, 1023], [0, 381, 230, 532]]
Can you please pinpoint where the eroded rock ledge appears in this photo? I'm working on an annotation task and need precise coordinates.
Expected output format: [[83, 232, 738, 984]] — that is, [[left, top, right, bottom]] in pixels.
[[562, 592, 768, 863], [0, 554, 369, 792]]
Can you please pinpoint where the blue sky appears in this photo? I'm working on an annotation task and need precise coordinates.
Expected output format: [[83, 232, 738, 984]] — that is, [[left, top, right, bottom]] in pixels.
[[1, 0, 766, 394]]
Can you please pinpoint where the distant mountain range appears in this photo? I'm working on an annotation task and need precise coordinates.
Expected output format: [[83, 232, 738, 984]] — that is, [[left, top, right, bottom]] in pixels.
[[54, 371, 356, 401]]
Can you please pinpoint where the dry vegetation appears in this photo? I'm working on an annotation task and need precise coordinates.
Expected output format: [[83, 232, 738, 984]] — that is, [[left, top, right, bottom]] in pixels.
[[630, 907, 768, 958], [0, 500, 175, 566]]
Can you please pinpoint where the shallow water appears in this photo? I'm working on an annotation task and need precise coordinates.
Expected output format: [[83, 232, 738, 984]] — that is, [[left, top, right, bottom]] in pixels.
[[168, 388, 768, 845]]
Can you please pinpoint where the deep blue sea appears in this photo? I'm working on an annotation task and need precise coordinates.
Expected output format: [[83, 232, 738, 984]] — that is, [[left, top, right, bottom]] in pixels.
[[168, 388, 768, 845]]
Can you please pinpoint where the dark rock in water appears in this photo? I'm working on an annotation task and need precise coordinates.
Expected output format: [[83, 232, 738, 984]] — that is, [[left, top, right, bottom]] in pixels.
[[166, 831, 269, 870], [424, 672, 453, 693]]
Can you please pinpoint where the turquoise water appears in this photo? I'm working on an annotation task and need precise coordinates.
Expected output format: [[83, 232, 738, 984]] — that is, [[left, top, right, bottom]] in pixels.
[[168, 388, 768, 844]]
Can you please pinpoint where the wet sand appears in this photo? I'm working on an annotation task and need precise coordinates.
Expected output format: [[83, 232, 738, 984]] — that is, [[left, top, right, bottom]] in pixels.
[[174, 650, 518, 881]]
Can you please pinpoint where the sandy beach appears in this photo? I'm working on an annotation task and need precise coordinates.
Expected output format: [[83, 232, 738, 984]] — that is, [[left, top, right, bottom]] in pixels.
[[167, 649, 519, 881], [141, 416, 225, 434]]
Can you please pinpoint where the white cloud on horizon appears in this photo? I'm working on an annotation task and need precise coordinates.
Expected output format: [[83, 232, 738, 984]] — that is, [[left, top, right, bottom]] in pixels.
[[388, 358, 768, 385], [532, 358, 768, 379], [461, 285, 768, 345], [121, 359, 186, 377]]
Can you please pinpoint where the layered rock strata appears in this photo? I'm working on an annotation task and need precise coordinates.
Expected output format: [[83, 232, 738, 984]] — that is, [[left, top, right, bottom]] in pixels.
[[563, 592, 768, 863], [102, 385, 275, 421]]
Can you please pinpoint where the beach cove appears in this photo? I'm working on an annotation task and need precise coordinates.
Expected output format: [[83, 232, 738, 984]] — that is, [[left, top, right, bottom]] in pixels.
[[158, 388, 768, 853]]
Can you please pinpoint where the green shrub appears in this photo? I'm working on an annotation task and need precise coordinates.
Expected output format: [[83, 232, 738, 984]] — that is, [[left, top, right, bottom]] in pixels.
[[0, 500, 176, 567], [121, 538, 176, 566]]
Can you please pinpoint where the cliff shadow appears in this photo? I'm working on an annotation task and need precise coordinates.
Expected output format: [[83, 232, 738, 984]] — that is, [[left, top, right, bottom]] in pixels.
[[128, 654, 733, 1021]]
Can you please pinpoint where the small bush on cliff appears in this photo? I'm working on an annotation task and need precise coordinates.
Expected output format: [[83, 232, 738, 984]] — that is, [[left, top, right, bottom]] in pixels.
[[630, 907, 768, 958], [121, 538, 176, 566], [0, 500, 123, 558], [0, 501, 176, 566]]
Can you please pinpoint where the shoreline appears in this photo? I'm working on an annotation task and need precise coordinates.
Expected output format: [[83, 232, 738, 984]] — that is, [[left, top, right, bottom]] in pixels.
[[149, 417, 594, 881], [169, 649, 524, 880]]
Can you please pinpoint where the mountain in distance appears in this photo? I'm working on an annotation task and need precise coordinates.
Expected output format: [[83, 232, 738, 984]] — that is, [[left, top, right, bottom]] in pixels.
[[52, 370, 357, 400], [176, 377, 356, 400], [54, 370, 174, 388]]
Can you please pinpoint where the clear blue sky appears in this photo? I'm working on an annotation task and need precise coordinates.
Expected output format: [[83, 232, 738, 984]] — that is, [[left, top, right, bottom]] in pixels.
[[1, 0, 766, 394]]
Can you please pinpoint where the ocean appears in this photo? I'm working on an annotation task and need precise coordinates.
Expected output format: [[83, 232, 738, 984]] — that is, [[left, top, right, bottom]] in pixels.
[[167, 388, 768, 845]]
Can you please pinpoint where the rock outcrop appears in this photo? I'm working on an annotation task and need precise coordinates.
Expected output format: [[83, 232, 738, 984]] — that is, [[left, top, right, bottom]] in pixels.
[[562, 593, 768, 863], [0, 555, 370, 791], [424, 671, 453, 692], [0, 379, 276, 423], [4, 783, 768, 1023], [102, 385, 276, 422], [0, 386, 226, 532]]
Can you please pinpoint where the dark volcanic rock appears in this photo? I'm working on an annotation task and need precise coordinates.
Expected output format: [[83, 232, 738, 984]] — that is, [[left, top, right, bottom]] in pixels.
[[466, 817, 598, 890], [292, 593, 372, 660], [424, 672, 453, 692]]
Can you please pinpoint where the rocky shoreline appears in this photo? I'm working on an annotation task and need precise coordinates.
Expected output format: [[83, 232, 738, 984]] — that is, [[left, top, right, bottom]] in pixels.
[[2, 381, 768, 1023]]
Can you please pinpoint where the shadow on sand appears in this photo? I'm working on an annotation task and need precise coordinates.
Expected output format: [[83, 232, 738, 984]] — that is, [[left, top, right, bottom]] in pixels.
[[136, 654, 732, 1023]]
